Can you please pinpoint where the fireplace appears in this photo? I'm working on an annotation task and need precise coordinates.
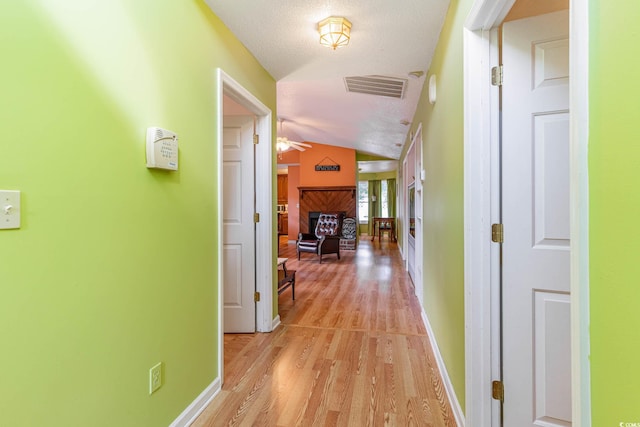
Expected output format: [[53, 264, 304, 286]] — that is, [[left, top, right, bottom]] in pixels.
[[309, 212, 321, 234], [298, 186, 357, 235], [308, 211, 346, 235]]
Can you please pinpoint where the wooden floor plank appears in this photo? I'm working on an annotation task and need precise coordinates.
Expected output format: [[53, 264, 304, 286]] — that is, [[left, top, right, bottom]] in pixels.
[[192, 237, 456, 426]]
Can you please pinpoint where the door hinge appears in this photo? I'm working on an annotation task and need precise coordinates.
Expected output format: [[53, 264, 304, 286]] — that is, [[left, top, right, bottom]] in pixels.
[[491, 223, 504, 243], [492, 380, 504, 402], [253, 134, 259, 145], [491, 65, 503, 86], [254, 292, 260, 302], [254, 213, 260, 223]]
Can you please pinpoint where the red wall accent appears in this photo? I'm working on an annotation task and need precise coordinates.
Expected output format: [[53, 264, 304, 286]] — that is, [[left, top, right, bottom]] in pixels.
[[287, 166, 300, 239], [299, 143, 356, 187], [278, 148, 300, 164], [277, 141, 355, 238]]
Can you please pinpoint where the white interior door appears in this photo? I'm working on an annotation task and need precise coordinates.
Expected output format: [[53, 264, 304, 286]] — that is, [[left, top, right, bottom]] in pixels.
[[223, 115, 256, 333], [502, 10, 571, 426], [413, 126, 423, 302], [406, 140, 416, 283]]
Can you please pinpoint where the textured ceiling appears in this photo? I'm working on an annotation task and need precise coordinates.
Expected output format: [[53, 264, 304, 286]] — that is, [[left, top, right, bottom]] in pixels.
[[208, 0, 450, 164]]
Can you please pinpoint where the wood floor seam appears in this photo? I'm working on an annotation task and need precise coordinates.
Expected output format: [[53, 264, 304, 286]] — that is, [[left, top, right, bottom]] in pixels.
[[279, 322, 430, 338], [193, 237, 456, 427]]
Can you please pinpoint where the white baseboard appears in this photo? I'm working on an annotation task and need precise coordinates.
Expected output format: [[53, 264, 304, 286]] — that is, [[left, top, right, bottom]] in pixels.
[[420, 309, 466, 427], [272, 314, 281, 331], [170, 377, 221, 427]]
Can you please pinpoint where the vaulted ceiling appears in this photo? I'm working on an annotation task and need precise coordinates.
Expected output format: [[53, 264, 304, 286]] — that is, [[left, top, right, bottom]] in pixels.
[[207, 0, 451, 170]]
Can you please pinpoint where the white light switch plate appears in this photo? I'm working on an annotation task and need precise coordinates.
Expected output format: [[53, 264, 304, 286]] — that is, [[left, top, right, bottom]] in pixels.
[[0, 190, 21, 229]]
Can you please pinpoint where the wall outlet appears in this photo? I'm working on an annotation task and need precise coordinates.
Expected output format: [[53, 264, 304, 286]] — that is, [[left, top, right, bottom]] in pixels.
[[149, 362, 162, 394]]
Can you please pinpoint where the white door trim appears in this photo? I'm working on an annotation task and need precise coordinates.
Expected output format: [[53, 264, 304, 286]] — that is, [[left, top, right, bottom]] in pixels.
[[217, 69, 273, 384], [412, 123, 424, 304], [569, 0, 591, 424], [463, 1, 590, 426], [462, 23, 500, 427], [401, 157, 408, 263]]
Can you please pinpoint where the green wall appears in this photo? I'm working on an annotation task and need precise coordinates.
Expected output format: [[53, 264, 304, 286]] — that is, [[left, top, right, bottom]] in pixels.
[[401, 0, 470, 411], [357, 172, 399, 234], [357, 172, 397, 181], [589, 0, 640, 423], [0, 1, 275, 425]]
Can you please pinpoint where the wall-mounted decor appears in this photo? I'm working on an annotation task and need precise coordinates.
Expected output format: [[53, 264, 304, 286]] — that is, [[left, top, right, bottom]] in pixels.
[[315, 156, 341, 171]]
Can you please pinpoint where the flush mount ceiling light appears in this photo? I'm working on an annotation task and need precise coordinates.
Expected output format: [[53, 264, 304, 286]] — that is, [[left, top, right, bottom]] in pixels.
[[318, 16, 352, 50]]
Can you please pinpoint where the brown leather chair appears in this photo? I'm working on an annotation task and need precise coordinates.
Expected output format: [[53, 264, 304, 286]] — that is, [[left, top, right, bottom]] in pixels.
[[297, 213, 343, 263]]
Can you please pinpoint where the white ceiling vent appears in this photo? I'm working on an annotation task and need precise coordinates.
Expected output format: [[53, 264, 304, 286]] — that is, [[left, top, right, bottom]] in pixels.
[[344, 75, 407, 99]]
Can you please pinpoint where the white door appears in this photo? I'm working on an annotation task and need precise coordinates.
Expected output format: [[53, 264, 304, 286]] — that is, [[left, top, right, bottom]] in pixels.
[[413, 126, 423, 303], [223, 115, 256, 333], [406, 141, 416, 283], [407, 184, 416, 283], [502, 10, 571, 426]]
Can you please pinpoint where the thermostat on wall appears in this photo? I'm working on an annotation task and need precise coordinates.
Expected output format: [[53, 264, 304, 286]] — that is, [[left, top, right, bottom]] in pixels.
[[146, 127, 178, 170]]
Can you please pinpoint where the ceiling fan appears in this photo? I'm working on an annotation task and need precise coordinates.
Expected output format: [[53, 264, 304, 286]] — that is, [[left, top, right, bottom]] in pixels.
[[277, 119, 312, 152]]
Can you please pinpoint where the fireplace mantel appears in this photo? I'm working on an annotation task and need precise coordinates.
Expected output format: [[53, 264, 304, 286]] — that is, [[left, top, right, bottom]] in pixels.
[[298, 186, 356, 198]]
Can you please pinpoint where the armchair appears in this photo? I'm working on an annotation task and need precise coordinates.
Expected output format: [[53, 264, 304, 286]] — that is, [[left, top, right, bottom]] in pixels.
[[297, 213, 343, 263]]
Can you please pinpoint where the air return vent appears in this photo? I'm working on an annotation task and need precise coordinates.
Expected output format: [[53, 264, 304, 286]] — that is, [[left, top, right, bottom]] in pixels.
[[344, 75, 407, 99]]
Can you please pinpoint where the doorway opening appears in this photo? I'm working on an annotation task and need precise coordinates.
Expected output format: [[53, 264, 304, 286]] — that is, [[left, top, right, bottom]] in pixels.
[[463, 1, 590, 425], [217, 69, 273, 385]]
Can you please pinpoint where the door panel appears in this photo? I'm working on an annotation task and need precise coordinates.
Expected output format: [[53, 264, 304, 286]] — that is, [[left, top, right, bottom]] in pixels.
[[502, 10, 571, 427], [533, 112, 570, 247], [223, 116, 255, 333], [533, 291, 571, 426]]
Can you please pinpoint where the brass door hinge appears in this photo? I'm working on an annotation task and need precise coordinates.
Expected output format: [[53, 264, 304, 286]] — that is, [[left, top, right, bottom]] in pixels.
[[491, 65, 503, 86], [492, 223, 504, 243], [254, 292, 260, 302], [254, 213, 260, 223], [253, 134, 259, 145], [492, 380, 504, 401]]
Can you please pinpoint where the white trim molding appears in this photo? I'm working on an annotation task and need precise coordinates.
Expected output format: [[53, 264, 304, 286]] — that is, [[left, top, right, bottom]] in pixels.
[[420, 309, 466, 427], [569, 0, 591, 424], [169, 378, 221, 427], [463, 1, 591, 426], [463, 23, 500, 427], [272, 314, 281, 331], [216, 68, 274, 385]]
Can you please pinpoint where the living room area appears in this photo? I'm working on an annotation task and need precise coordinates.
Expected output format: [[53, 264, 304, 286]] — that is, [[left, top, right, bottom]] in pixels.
[[276, 139, 398, 258]]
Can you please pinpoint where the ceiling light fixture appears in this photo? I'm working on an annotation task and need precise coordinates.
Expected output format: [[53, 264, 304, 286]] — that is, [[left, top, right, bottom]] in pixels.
[[276, 119, 312, 158], [276, 138, 291, 154], [318, 16, 352, 50]]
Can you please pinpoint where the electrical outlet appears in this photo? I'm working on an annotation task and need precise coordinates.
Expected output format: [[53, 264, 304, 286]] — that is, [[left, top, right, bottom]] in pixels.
[[149, 362, 162, 394]]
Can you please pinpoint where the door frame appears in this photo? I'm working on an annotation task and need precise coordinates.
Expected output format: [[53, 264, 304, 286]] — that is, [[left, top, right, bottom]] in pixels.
[[217, 68, 273, 382], [401, 156, 408, 262], [412, 123, 424, 303], [462, 1, 590, 425], [403, 136, 417, 277]]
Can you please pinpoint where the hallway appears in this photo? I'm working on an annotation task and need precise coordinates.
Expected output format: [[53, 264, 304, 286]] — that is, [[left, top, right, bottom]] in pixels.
[[193, 238, 456, 426]]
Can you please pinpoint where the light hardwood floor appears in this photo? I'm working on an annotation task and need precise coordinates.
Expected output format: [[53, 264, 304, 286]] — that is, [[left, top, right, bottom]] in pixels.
[[193, 237, 456, 426]]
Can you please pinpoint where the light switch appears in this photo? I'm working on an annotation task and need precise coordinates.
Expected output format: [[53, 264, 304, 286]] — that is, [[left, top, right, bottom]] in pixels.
[[0, 190, 21, 230]]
